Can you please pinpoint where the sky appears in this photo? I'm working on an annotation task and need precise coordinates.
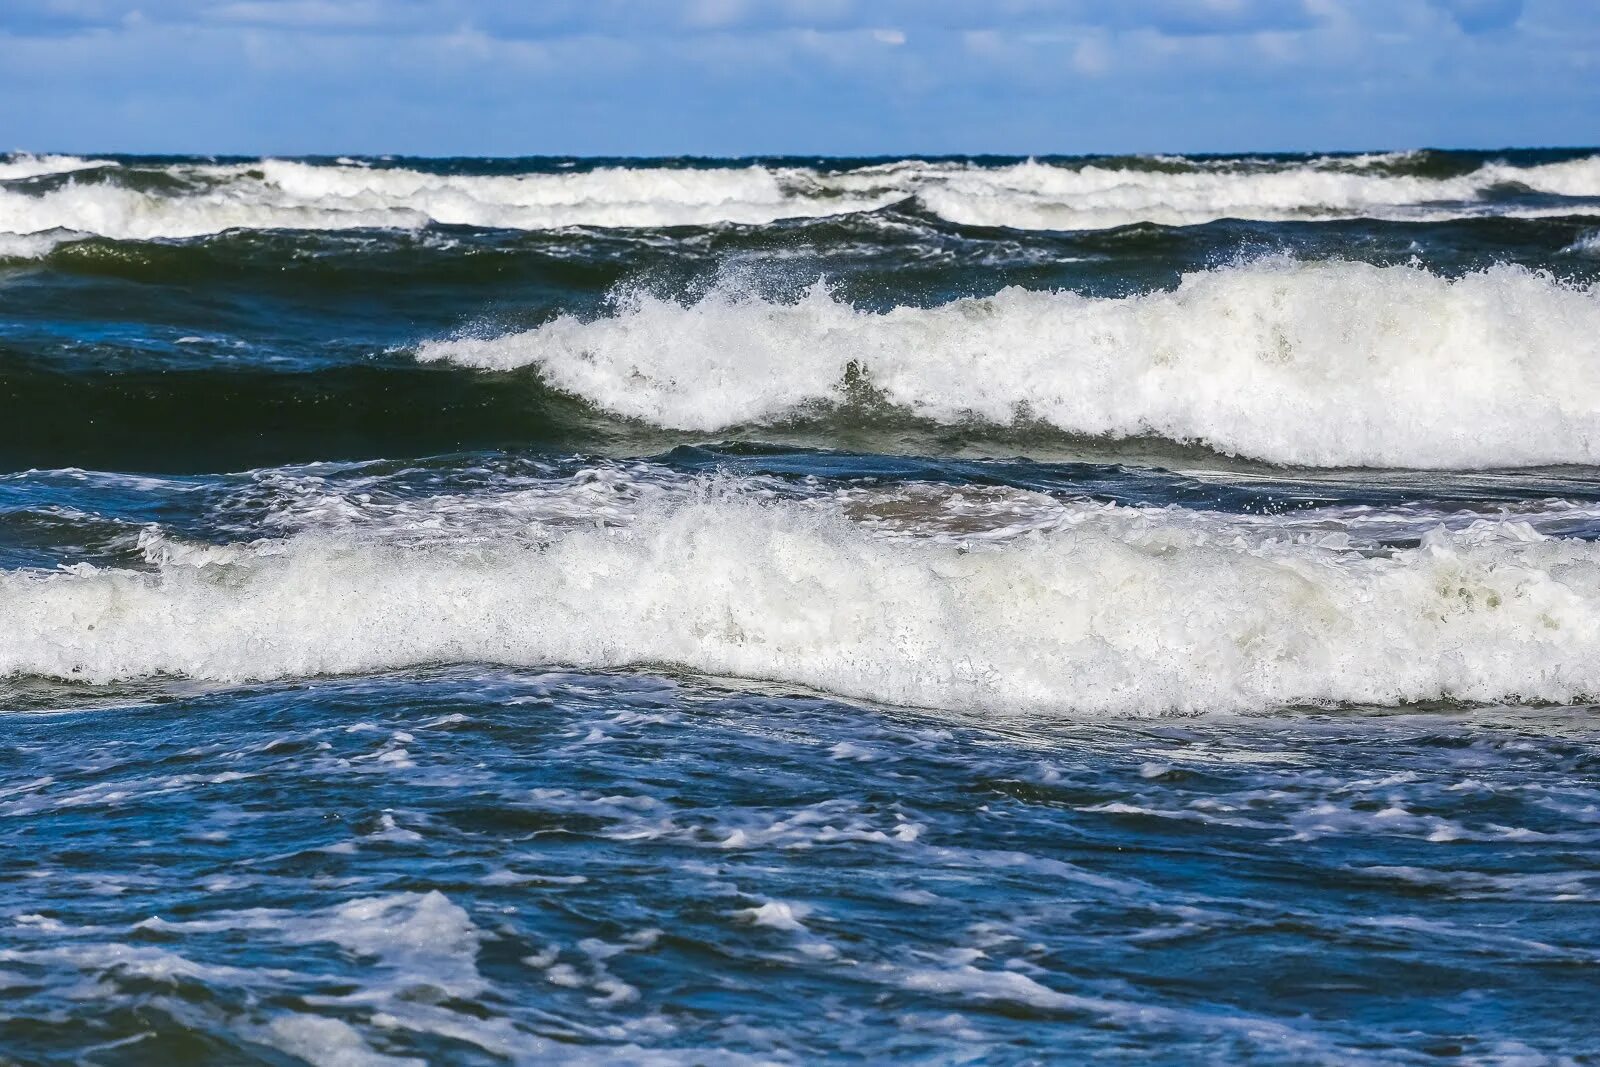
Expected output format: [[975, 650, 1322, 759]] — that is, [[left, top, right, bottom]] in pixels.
[[0, 0, 1597, 156]]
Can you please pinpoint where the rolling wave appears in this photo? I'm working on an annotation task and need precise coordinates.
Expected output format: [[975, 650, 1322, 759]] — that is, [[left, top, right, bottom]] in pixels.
[[6, 490, 1600, 716], [1, 151, 1598, 241], [0, 153, 115, 181], [420, 258, 1600, 469]]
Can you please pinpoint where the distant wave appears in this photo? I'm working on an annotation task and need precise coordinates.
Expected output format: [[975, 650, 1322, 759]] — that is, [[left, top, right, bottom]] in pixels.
[[907, 154, 1600, 229], [0, 153, 116, 182], [6, 491, 1600, 716], [2, 152, 1598, 242], [0, 159, 881, 240], [420, 259, 1600, 469]]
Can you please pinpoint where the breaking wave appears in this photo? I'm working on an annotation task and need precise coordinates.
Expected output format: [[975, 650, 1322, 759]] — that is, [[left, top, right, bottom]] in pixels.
[[0, 153, 115, 182], [420, 258, 1600, 469], [5, 489, 1600, 716], [1, 152, 1598, 241]]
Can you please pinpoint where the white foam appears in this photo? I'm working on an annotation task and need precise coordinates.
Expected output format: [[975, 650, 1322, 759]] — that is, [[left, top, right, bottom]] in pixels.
[[0, 167, 431, 241], [292, 891, 484, 998], [0, 229, 73, 259], [900, 965, 1095, 1012], [0, 154, 1596, 238], [0, 160, 887, 240], [255, 1015, 421, 1067], [6, 493, 1600, 716], [908, 155, 1600, 229], [893, 963, 1336, 1053], [909, 158, 1477, 229], [1564, 230, 1600, 257], [739, 901, 810, 931], [159, 457, 1600, 550], [842, 153, 1600, 228], [0, 153, 115, 182], [1495, 155, 1600, 198], [420, 259, 1600, 469]]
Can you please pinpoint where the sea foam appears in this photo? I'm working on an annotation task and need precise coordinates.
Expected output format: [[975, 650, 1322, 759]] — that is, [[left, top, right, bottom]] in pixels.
[[0, 160, 885, 240], [420, 259, 1600, 469], [906, 155, 1600, 229], [0, 153, 115, 182], [5, 493, 1600, 716]]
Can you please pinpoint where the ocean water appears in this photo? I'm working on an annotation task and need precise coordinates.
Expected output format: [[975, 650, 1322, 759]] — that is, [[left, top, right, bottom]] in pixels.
[[3, 149, 1600, 1063]]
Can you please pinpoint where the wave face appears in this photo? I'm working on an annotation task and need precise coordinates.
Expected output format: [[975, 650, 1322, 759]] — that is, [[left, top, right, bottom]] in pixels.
[[5, 484, 1600, 716], [2, 150, 1599, 241], [420, 259, 1600, 468]]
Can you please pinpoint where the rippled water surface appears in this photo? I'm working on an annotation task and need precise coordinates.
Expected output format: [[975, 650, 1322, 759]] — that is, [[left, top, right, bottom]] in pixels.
[[5, 673, 1600, 1063]]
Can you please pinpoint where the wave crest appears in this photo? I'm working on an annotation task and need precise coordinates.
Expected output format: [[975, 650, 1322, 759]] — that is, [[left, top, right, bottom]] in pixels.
[[420, 259, 1600, 469], [6, 494, 1600, 716], [0, 153, 116, 182], [1, 153, 1598, 239]]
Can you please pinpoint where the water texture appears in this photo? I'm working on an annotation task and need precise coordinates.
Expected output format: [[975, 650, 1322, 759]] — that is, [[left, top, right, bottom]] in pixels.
[[3, 149, 1599, 1063]]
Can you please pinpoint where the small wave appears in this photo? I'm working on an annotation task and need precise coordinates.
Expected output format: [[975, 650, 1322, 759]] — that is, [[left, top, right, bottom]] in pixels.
[[419, 258, 1600, 469], [0, 153, 1596, 239], [4, 492, 1599, 716]]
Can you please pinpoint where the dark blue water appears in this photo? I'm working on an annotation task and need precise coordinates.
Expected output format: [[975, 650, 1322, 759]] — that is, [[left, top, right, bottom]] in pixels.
[[4, 150, 1600, 1062], [6, 671, 1600, 1064]]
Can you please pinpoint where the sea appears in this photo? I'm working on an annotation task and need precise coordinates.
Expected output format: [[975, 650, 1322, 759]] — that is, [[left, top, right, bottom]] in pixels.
[[2, 149, 1600, 1064]]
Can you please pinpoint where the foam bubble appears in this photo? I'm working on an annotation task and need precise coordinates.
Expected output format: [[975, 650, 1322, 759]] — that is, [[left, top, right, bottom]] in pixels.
[[420, 259, 1600, 469], [6, 493, 1600, 716]]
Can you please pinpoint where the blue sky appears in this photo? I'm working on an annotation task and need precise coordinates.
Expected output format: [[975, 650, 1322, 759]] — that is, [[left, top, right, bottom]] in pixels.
[[1, 0, 1596, 156]]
